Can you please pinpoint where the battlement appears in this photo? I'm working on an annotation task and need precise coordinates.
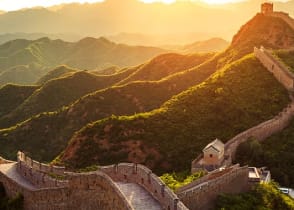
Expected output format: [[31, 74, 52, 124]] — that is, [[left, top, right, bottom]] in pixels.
[[0, 152, 189, 210], [226, 47, 294, 158], [0, 156, 133, 210], [0, 156, 14, 164], [101, 163, 188, 210], [178, 165, 249, 210], [261, 2, 273, 14], [195, 46, 294, 165], [17, 152, 65, 176]]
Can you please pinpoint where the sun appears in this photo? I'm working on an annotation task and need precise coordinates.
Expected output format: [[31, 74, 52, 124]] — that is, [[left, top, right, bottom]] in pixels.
[[140, 0, 246, 4], [200, 0, 245, 4], [140, 0, 176, 4]]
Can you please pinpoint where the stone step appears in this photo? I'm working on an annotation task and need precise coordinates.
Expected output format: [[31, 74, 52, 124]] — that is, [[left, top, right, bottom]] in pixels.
[[116, 182, 163, 210]]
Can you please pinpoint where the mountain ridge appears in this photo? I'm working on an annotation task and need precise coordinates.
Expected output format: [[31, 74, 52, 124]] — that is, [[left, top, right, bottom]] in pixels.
[[0, 36, 167, 86]]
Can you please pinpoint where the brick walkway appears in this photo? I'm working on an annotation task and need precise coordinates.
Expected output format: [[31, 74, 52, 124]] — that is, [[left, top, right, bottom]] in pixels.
[[0, 163, 37, 190], [116, 182, 163, 210]]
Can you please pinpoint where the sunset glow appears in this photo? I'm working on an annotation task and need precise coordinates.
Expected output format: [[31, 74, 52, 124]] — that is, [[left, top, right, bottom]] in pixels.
[[0, 0, 287, 11], [200, 0, 246, 4], [140, 0, 176, 4], [0, 0, 104, 11]]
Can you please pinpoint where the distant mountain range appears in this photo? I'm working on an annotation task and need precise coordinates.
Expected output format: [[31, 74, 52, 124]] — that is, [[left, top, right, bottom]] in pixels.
[[0, 0, 293, 41], [0, 33, 82, 45], [1, 12, 294, 175], [0, 37, 167, 86], [0, 36, 230, 86], [1, 5, 294, 190]]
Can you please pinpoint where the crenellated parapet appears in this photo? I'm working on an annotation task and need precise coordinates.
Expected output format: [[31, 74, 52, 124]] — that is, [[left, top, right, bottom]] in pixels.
[[101, 163, 188, 210], [17, 151, 65, 175], [254, 46, 294, 91], [0, 156, 14, 164], [269, 12, 294, 32], [0, 152, 189, 210], [0, 153, 135, 210], [177, 165, 249, 210], [198, 47, 294, 165], [16, 151, 67, 188]]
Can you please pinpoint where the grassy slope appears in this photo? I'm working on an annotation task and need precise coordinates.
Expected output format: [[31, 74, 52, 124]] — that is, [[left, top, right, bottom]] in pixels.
[[181, 38, 229, 54], [36, 65, 78, 85], [0, 67, 138, 129], [0, 38, 69, 70], [1, 14, 294, 167], [66, 37, 167, 69], [116, 53, 214, 85], [0, 64, 45, 86], [0, 37, 167, 86], [216, 183, 294, 210], [234, 53, 294, 188], [60, 55, 289, 174], [0, 84, 38, 118], [274, 49, 294, 73], [0, 53, 214, 161], [0, 52, 209, 128], [235, 120, 294, 188], [218, 14, 294, 68]]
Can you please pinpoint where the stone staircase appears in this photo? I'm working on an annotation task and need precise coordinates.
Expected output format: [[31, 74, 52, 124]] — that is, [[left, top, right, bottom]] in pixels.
[[116, 182, 163, 210]]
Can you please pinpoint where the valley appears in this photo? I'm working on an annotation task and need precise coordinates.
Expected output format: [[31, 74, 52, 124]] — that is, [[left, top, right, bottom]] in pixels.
[[0, 1, 294, 209]]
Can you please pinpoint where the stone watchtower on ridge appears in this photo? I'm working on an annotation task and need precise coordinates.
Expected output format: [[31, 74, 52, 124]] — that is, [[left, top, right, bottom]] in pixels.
[[261, 2, 273, 14]]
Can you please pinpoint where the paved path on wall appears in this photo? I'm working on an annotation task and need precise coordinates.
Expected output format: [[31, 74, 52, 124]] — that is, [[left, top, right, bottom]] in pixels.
[[116, 182, 162, 210], [0, 163, 37, 190]]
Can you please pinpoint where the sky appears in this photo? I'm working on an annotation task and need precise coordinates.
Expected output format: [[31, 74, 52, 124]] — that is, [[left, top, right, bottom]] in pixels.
[[0, 0, 289, 11], [0, 0, 249, 12]]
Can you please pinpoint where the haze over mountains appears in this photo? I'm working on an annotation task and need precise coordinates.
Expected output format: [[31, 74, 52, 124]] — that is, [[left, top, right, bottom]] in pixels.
[[0, 0, 293, 44], [0, 36, 229, 86], [1, 1, 294, 208], [0, 37, 167, 86], [1, 11, 294, 186]]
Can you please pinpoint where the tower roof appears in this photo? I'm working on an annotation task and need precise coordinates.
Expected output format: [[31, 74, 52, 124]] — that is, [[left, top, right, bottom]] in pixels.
[[203, 139, 224, 153]]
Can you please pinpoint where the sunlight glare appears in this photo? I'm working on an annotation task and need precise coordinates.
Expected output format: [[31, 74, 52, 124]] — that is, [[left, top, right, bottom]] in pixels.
[[140, 0, 176, 4], [0, 0, 104, 11], [200, 0, 246, 4]]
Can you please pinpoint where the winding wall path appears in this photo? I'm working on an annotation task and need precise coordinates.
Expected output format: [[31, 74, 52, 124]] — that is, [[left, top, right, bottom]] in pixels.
[[0, 152, 188, 210], [223, 47, 294, 161]]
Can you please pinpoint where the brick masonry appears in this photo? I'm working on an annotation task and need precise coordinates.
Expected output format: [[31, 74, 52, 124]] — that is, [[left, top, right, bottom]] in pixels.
[[0, 152, 188, 210]]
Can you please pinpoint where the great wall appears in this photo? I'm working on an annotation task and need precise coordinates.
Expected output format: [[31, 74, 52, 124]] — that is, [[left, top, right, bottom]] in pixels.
[[192, 8, 294, 172], [0, 151, 189, 210], [1, 5, 294, 210], [192, 46, 294, 172]]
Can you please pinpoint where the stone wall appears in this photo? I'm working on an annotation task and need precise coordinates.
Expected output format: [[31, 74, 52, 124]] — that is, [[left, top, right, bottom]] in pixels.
[[179, 164, 240, 194], [17, 152, 65, 175], [17, 160, 68, 188], [0, 156, 14, 164], [221, 47, 294, 160], [65, 171, 133, 210], [225, 101, 294, 160], [192, 46, 294, 170], [0, 152, 133, 210], [100, 163, 189, 210], [177, 166, 249, 210], [269, 12, 294, 32], [16, 151, 67, 188], [254, 46, 294, 91], [0, 169, 132, 210], [0, 170, 69, 209], [14, 152, 187, 209]]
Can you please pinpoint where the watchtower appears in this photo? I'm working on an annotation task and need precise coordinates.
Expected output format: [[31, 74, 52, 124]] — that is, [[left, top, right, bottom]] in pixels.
[[261, 2, 273, 14]]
